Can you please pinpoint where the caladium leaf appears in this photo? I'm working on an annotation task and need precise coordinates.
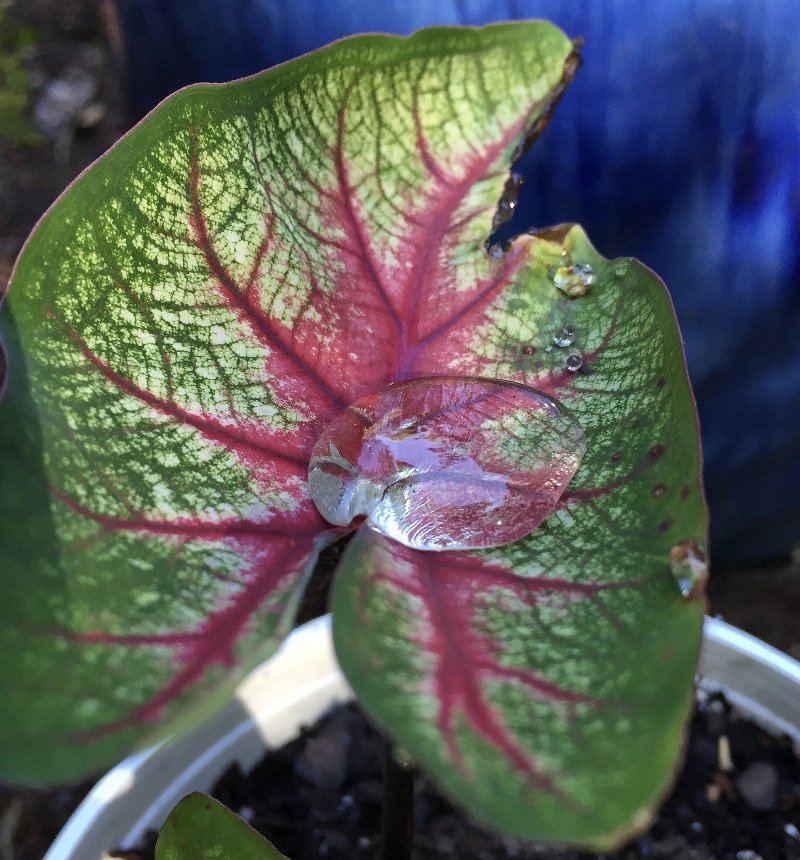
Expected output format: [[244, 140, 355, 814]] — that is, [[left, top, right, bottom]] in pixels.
[[0, 18, 706, 847], [332, 231, 707, 848], [0, 20, 581, 782], [156, 793, 290, 860]]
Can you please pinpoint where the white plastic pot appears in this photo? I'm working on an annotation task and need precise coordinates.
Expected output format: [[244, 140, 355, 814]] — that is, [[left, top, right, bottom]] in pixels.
[[44, 615, 800, 860]]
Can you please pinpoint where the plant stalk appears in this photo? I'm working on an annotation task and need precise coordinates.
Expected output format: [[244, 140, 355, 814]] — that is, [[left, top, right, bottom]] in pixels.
[[380, 740, 415, 860]]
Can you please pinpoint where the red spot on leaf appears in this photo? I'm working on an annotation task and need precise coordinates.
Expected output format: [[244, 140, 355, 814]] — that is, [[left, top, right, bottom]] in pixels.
[[650, 444, 665, 459]]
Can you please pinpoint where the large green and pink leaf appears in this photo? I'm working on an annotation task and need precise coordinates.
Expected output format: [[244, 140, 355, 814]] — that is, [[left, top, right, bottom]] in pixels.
[[0, 19, 705, 848]]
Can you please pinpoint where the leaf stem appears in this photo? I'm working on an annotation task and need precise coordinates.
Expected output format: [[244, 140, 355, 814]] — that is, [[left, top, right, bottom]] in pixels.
[[380, 740, 415, 860]]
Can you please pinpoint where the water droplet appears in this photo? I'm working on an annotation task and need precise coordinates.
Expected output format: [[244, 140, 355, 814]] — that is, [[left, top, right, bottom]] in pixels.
[[553, 326, 575, 348], [653, 484, 667, 497], [553, 263, 596, 297], [487, 243, 504, 259], [544, 344, 552, 352], [565, 354, 582, 372], [650, 444, 665, 459], [308, 376, 586, 551], [611, 451, 622, 462], [522, 344, 536, 355], [669, 539, 708, 599], [614, 260, 631, 277]]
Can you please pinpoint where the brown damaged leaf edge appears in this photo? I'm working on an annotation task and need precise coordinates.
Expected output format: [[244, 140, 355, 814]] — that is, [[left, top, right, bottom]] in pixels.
[[513, 40, 582, 162]]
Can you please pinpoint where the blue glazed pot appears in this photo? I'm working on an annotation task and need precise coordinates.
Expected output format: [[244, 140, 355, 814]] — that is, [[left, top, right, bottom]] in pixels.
[[115, 0, 800, 565]]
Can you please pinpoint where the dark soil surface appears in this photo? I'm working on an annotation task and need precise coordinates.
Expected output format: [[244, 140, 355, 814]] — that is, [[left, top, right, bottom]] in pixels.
[[1, 2, 800, 859], [113, 694, 800, 860]]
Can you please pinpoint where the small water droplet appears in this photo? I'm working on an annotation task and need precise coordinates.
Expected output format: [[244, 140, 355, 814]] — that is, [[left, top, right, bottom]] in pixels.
[[487, 243, 504, 259], [522, 344, 536, 355], [565, 354, 582, 372], [650, 444, 665, 459], [553, 326, 575, 348], [611, 451, 622, 461], [669, 539, 708, 599], [553, 263, 596, 297], [308, 376, 586, 551], [653, 484, 667, 497], [614, 260, 631, 277], [544, 344, 552, 352]]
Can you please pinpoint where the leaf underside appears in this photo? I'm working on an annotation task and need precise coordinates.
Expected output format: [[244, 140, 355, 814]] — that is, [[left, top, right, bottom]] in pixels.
[[0, 19, 705, 850]]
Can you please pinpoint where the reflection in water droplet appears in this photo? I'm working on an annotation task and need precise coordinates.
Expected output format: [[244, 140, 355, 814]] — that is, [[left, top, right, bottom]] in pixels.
[[308, 376, 586, 551], [553, 263, 596, 297], [565, 354, 582, 372], [522, 345, 536, 355], [669, 539, 708, 599], [553, 326, 575, 348]]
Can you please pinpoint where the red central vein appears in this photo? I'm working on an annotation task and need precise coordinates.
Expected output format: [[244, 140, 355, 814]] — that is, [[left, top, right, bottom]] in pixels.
[[57, 319, 308, 471], [48, 630, 210, 647], [437, 558, 652, 594], [50, 486, 324, 540], [399, 127, 535, 376], [420, 557, 586, 803], [73, 541, 309, 742], [188, 135, 345, 412]]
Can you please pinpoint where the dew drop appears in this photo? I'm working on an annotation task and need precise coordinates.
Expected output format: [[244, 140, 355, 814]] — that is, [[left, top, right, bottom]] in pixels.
[[487, 242, 504, 260], [611, 451, 622, 462], [669, 539, 708, 599], [308, 376, 586, 551], [553, 326, 575, 348], [553, 263, 596, 297], [653, 484, 667, 497], [614, 260, 631, 277], [544, 344, 552, 352], [522, 344, 536, 355], [565, 354, 582, 372], [650, 444, 665, 459]]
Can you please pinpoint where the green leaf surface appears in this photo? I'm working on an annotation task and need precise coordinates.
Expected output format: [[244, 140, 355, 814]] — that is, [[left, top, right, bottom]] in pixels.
[[156, 793, 290, 860]]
